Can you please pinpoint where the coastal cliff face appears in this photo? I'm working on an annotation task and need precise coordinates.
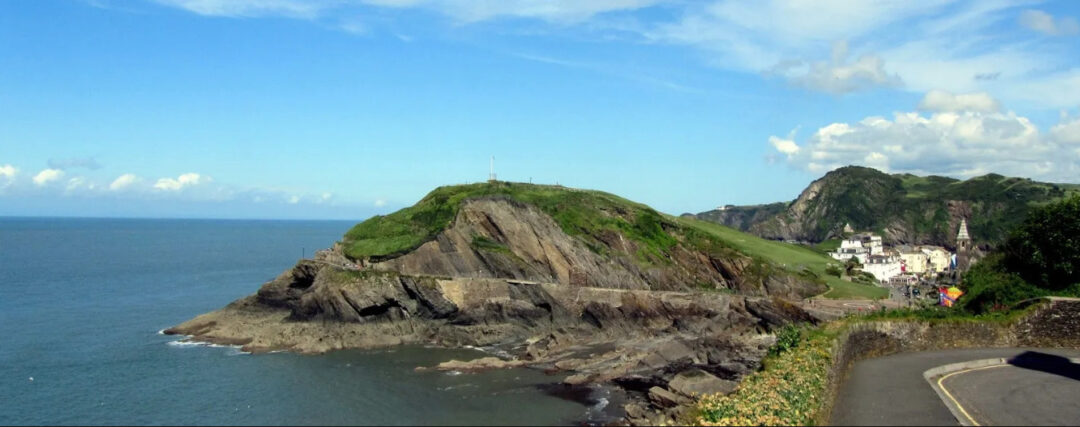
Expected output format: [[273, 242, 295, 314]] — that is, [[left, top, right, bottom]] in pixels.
[[692, 166, 1078, 248], [167, 182, 827, 424], [372, 198, 819, 297]]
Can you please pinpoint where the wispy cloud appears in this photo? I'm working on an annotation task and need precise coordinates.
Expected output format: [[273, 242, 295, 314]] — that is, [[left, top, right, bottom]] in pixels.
[[510, 51, 699, 93], [141, 0, 1080, 109], [1019, 9, 1079, 36], [47, 157, 102, 171], [150, 0, 664, 23]]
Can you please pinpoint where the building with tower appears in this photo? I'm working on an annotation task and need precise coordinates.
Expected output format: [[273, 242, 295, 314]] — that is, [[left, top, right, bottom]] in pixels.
[[955, 218, 972, 273]]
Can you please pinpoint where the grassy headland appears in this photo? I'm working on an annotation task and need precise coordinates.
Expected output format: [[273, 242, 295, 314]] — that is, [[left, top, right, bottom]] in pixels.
[[344, 180, 885, 299]]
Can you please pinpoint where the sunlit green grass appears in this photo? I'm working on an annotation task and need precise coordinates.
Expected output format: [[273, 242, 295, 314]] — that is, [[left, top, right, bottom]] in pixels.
[[674, 217, 888, 300]]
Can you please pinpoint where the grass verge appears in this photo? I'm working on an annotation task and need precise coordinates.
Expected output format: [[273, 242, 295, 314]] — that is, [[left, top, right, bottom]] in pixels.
[[694, 325, 835, 426]]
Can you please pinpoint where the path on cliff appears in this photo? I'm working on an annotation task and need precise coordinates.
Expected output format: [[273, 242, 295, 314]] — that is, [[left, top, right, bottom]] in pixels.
[[831, 348, 1080, 426]]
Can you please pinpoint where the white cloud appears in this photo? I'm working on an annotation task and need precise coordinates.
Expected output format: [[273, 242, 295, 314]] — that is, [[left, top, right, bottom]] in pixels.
[[154, 173, 210, 191], [288, 195, 301, 204], [65, 177, 100, 193], [917, 89, 1000, 113], [152, 0, 330, 18], [770, 91, 1079, 181], [0, 164, 16, 180], [152, 0, 662, 23], [1051, 111, 1080, 145], [374, 198, 387, 207], [109, 174, 141, 191], [144, 0, 1080, 107], [643, 1, 1080, 106], [0, 164, 16, 191], [1019, 9, 1079, 36], [771, 40, 902, 94], [33, 169, 65, 186]]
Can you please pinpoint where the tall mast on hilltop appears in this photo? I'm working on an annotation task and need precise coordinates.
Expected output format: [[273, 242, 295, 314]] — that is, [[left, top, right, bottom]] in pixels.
[[489, 156, 496, 183]]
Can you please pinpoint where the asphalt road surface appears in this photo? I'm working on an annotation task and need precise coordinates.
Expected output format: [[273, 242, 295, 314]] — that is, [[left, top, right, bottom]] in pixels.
[[940, 359, 1080, 425], [831, 348, 1080, 426]]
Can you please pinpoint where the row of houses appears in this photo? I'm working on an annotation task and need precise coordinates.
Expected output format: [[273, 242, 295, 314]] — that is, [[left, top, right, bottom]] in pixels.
[[828, 220, 971, 283]]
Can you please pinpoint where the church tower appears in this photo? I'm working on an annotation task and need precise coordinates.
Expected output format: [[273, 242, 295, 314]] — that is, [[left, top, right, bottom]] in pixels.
[[956, 218, 971, 273]]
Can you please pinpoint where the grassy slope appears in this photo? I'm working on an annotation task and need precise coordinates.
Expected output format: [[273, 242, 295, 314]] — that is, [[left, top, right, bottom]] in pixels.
[[342, 181, 679, 262], [675, 217, 888, 299]]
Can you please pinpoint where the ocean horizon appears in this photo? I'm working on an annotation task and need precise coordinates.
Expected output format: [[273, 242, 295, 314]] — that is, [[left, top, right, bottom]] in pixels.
[[0, 217, 597, 425]]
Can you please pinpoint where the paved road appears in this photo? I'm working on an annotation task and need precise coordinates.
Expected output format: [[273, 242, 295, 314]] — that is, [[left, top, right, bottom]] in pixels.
[[941, 360, 1080, 425], [831, 348, 1080, 426]]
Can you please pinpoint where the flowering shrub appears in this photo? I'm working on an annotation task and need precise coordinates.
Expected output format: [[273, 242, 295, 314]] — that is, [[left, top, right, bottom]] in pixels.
[[695, 328, 833, 426]]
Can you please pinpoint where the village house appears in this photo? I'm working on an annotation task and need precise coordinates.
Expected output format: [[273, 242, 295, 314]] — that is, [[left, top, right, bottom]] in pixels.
[[829, 233, 885, 264], [830, 238, 869, 264], [898, 245, 930, 275], [921, 246, 952, 273], [862, 249, 903, 282]]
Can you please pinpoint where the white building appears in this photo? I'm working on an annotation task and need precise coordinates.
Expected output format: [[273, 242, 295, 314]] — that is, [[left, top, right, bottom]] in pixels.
[[830, 238, 869, 264], [862, 252, 903, 282], [829, 233, 884, 264]]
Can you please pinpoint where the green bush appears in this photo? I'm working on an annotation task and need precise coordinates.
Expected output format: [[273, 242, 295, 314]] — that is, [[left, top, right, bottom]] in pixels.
[[768, 325, 802, 357], [960, 254, 1046, 314], [1002, 195, 1080, 291]]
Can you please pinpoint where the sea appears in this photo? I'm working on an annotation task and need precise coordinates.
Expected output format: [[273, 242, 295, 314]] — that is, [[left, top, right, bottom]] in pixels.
[[0, 218, 605, 425]]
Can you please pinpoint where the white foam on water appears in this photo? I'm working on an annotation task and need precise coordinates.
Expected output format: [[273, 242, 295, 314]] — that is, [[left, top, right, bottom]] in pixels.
[[445, 370, 463, 376], [225, 348, 252, 356], [166, 340, 206, 348], [592, 397, 609, 412], [166, 339, 248, 355]]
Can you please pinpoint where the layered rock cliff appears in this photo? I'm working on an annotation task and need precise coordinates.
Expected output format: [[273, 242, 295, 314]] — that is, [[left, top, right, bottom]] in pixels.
[[167, 182, 829, 424]]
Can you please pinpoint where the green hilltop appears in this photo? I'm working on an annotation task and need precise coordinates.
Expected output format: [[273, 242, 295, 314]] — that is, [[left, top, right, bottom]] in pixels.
[[342, 181, 886, 299], [342, 181, 676, 262]]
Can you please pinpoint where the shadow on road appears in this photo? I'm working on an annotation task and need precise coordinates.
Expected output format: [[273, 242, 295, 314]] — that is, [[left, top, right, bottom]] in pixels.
[[1008, 351, 1080, 382]]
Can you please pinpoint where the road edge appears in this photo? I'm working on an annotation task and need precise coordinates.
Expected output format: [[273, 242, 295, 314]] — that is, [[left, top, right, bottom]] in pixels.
[[923, 358, 1009, 426]]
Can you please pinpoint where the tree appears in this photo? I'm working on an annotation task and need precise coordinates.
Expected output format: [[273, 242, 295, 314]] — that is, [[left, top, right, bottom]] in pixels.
[[1002, 195, 1080, 290]]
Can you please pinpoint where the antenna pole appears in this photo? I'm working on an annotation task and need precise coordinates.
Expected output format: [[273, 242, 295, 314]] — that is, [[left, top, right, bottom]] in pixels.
[[489, 156, 496, 182]]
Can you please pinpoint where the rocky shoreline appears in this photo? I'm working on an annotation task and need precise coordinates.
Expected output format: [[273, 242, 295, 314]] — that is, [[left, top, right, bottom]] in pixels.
[[166, 256, 819, 424]]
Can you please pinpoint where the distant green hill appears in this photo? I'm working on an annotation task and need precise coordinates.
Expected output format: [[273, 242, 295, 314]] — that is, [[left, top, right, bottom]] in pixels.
[[692, 166, 1080, 249]]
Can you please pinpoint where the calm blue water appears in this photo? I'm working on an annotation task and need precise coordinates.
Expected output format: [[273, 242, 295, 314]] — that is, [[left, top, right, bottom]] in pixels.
[[0, 218, 593, 425]]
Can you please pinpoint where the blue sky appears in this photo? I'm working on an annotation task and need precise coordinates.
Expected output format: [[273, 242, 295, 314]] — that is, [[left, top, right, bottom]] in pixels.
[[2, 0, 1079, 220]]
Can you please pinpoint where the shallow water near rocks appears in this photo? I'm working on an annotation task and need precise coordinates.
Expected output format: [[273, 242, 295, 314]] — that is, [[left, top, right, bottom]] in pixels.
[[0, 218, 595, 425]]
